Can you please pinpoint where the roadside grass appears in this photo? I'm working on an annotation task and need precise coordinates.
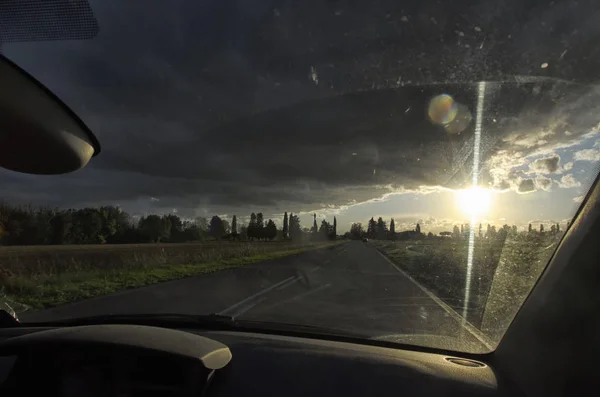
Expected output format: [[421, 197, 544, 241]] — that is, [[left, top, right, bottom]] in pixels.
[[371, 234, 560, 335], [0, 241, 344, 310]]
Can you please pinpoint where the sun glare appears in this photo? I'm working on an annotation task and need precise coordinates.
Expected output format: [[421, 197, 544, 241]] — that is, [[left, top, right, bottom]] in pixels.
[[455, 187, 492, 218]]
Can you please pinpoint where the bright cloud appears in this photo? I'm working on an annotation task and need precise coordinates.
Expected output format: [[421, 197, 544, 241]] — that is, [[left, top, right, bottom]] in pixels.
[[558, 174, 581, 188], [574, 148, 600, 162]]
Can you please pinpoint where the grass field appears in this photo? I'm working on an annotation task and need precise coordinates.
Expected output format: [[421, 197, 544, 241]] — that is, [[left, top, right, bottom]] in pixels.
[[371, 234, 561, 342], [0, 241, 343, 311]]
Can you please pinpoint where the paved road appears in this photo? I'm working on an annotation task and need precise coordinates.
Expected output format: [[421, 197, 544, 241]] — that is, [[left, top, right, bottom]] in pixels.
[[21, 241, 489, 351]]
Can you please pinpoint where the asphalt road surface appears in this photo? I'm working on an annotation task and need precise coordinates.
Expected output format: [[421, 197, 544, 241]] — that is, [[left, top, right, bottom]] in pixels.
[[21, 241, 490, 351]]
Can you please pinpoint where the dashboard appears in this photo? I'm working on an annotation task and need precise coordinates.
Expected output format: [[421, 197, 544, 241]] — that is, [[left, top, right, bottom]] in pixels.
[[5, 346, 206, 397], [0, 325, 513, 397]]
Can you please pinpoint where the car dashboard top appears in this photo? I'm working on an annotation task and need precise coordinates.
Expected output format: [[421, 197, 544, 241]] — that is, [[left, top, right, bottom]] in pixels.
[[0, 324, 511, 397]]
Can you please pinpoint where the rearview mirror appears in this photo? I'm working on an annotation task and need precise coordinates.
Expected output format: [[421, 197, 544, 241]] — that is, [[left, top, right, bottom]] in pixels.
[[0, 55, 100, 174]]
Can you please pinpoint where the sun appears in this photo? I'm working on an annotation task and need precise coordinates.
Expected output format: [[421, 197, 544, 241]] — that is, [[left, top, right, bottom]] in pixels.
[[455, 187, 492, 218]]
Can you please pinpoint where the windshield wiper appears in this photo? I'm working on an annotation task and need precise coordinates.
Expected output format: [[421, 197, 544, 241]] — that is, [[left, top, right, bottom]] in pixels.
[[25, 313, 236, 328], [24, 313, 367, 339]]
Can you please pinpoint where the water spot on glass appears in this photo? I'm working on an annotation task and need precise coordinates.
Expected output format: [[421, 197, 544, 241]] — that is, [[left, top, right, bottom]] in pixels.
[[474, 26, 482, 32], [401, 16, 408, 22], [541, 62, 549, 69], [273, 8, 280, 17], [456, 31, 465, 37], [352, 153, 357, 156], [559, 50, 568, 59], [309, 66, 318, 85]]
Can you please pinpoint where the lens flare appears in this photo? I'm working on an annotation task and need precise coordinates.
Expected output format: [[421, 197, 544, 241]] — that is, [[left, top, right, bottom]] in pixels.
[[444, 103, 473, 134], [428, 94, 458, 125]]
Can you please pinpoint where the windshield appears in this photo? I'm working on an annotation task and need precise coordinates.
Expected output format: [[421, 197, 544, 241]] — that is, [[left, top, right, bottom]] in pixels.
[[1, 0, 599, 353]]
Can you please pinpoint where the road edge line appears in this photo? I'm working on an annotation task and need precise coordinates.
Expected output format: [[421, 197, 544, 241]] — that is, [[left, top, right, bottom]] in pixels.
[[375, 250, 495, 351]]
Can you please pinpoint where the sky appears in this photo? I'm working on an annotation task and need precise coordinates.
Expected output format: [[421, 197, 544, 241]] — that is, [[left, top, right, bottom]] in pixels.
[[1, 0, 599, 233]]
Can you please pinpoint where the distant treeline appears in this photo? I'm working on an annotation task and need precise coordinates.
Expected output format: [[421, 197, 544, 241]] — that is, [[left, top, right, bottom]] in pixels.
[[0, 202, 566, 246], [0, 203, 338, 246], [346, 217, 565, 241]]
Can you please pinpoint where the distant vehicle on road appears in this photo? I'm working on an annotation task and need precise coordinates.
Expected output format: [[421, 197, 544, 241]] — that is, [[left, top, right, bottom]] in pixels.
[[363, 238, 368, 242]]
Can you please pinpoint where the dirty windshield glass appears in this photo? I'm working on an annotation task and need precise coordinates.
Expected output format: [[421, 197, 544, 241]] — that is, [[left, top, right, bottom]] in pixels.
[[1, 0, 599, 353]]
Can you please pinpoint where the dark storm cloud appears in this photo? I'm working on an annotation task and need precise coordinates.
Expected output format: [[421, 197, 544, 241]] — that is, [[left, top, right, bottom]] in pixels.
[[535, 177, 553, 192], [530, 155, 560, 174], [2, 0, 600, 215], [517, 179, 536, 194]]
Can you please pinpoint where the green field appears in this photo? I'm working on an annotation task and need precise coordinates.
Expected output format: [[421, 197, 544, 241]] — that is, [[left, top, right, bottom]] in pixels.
[[0, 241, 343, 311], [371, 233, 561, 342]]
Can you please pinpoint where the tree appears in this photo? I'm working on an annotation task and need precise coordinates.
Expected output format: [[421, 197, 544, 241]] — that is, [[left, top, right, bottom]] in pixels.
[[50, 211, 72, 244], [312, 214, 318, 233], [390, 218, 395, 234], [164, 214, 183, 241], [139, 215, 171, 243], [367, 217, 377, 238], [256, 213, 265, 240], [266, 219, 277, 240], [248, 213, 257, 240], [239, 225, 248, 240], [181, 223, 203, 242], [540, 224, 545, 233], [498, 225, 508, 242], [71, 208, 104, 243], [528, 223, 532, 233], [195, 217, 208, 231], [479, 223, 483, 238], [511, 225, 518, 236], [102, 206, 133, 243], [289, 213, 302, 241], [350, 223, 364, 239], [282, 212, 289, 239], [319, 219, 330, 240], [427, 232, 434, 238], [231, 215, 238, 235], [332, 217, 337, 239], [209, 215, 226, 240], [453, 225, 460, 240], [416, 223, 421, 234], [376, 217, 387, 240], [556, 223, 560, 233]]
